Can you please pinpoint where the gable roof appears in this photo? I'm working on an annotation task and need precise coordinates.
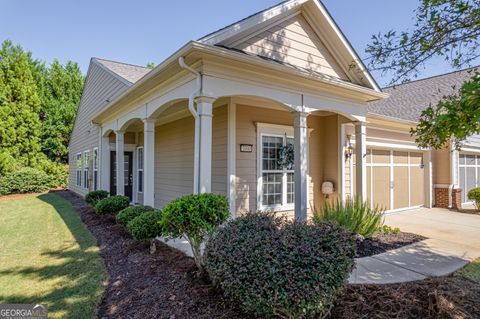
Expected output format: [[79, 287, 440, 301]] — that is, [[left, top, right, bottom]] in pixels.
[[93, 58, 151, 85], [367, 67, 478, 123], [198, 0, 381, 92]]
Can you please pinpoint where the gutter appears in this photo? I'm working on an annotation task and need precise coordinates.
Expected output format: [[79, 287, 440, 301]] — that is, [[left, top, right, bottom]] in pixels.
[[178, 57, 202, 194]]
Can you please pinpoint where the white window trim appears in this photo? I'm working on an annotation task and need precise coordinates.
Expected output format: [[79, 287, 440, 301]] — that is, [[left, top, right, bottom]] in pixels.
[[137, 146, 144, 194], [83, 150, 90, 189], [257, 123, 295, 212], [76, 153, 82, 187]]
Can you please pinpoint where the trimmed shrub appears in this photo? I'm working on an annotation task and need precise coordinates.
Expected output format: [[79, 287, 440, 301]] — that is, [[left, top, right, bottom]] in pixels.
[[126, 210, 163, 242], [116, 205, 155, 226], [314, 196, 385, 238], [159, 193, 230, 270], [468, 187, 480, 209], [204, 212, 356, 318], [95, 195, 130, 215], [0, 167, 51, 195], [85, 190, 109, 206]]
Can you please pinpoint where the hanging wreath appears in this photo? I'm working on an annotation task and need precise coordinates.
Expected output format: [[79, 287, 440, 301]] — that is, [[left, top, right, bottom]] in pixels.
[[277, 143, 294, 170]]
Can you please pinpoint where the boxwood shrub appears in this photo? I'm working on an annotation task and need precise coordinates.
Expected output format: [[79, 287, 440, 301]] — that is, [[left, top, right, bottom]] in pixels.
[[204, 212, 356, 318], [468, 187, 480, 209], [159, 193, 230, 270], [116, 205, 155, 226], [95, 195, 130, 215], [126, 210, 163, 242], [85, 190, 109, 206], [0, 167, 51, 195]]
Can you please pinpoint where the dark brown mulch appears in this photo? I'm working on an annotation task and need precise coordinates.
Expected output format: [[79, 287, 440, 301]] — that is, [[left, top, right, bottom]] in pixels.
[[356, 232, 427, 258], [57, 190, 248, 319], [57, 190, 480, 319], [332, 277, 480, 319]]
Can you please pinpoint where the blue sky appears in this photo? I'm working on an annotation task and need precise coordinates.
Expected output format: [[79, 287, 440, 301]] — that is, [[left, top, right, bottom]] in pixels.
[[0, 0, 465, 86]]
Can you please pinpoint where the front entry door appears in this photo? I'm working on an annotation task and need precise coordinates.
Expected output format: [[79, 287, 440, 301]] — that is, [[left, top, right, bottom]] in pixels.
[[110, 151, 134, 201]]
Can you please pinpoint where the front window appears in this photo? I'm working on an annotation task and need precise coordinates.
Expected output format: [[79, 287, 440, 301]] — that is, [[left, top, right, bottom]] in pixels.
[[137, 147, 144, 193], [76, 153, 82, 186], [260, 133, 294, 209]]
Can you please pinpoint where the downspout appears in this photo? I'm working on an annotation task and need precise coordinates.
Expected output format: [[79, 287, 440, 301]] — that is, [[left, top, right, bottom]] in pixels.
[[179, 57, 202, 193]]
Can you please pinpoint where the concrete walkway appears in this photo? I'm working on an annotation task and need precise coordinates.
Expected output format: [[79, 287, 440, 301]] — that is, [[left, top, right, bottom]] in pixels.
[[349, 207, 480, 284]]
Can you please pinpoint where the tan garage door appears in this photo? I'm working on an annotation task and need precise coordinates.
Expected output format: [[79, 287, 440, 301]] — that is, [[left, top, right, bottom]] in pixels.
[[366, 149, 425, 211]]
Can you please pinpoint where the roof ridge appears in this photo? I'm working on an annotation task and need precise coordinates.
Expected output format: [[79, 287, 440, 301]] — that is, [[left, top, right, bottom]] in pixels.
[[92, 57, 149, 70], [383, 65, 479, 90]]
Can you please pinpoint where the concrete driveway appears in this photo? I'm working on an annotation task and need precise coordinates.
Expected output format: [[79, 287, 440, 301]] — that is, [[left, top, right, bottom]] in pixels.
[[349, 207, 480, 284], [385, 207, 480, 251]]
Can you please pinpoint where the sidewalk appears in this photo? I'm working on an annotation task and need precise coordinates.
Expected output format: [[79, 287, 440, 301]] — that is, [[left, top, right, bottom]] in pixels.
[[349, 238, 478, 284]]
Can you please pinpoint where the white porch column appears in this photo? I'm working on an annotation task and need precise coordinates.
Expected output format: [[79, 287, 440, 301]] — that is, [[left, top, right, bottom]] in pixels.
[[355, 122, 367, 200], [294, 111, 309, 221], [143, 119, 155, 207], [196, 96, 215, 193], [115, 130, 125, 196], [100, 133, 111, 192]]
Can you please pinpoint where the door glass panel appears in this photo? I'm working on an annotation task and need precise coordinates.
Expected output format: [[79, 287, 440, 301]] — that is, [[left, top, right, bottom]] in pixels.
[[393, 167, 409, 209], [124, 155, 129, 186], [466, 155, 476, 165], [372, 166, 390, 210], [393, 151, 408, 164], [410, 166, 425, 206]]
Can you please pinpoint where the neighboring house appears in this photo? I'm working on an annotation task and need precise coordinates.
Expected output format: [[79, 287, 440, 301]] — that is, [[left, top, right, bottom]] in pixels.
[[368, 67, 480, 209], [68, 0, 477, 219]]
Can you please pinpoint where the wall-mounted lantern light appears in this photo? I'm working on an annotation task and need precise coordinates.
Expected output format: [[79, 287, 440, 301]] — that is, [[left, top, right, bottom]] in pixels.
[[344, 134, 354, 160]]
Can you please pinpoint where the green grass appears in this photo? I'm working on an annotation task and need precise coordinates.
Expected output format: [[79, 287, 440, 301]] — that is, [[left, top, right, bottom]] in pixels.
[[455, 257, 480, 283], [0, 193, 108, 318]]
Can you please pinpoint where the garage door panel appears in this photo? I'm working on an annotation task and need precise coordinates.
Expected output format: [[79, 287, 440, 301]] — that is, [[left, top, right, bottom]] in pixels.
[[459, 166, 466, 203], [467, 167, 476, 200], [372, 166, 390, 210], [393, 167, 409, 209], [372, 150, 390, 164], [393, 151, 408, 164], [459, 153, 480, 204], [410, 166, 425, 206]]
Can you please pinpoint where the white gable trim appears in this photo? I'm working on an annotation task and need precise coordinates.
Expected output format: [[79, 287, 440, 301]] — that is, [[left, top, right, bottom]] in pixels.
[[199, 0, 307, 45]]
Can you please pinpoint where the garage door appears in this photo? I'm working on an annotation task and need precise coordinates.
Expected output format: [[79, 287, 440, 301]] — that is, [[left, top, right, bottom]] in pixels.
[[458, 153, 480, 203], [366, 149, 425, 211]]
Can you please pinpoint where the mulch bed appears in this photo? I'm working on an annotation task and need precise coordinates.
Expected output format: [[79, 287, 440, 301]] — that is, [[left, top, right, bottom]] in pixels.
[[57, 190, 480, 319], [356, 232, 427, 258]]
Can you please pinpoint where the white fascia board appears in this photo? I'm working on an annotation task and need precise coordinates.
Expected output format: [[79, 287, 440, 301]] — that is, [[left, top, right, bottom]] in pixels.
[[198, 0, 308, 45]]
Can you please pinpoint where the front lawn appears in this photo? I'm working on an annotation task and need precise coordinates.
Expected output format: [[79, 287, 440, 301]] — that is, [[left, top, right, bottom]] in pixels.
[[456, 257, 480, 282], [0, 193, 107, 318]]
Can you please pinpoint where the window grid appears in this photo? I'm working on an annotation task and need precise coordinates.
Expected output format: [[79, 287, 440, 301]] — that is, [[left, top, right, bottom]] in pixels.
[[261, 134, 294, 209], [76, 153, 82, 186], [93, 148, 98, 191], [83, 150, 90, 189]]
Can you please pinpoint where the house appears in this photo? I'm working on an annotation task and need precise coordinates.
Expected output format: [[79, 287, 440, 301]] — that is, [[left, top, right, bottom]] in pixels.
[[68, 0, 479, 220]]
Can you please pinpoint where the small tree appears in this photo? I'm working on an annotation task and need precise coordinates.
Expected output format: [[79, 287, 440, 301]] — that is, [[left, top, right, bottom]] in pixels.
[[159, 193, 230, 271]]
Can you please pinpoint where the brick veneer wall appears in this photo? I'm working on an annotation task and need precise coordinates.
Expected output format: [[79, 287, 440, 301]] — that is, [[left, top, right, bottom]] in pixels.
[[434, 187, 462, 209]]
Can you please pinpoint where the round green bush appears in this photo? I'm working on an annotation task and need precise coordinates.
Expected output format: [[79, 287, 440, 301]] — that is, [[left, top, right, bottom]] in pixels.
[[116, 205, 155, 226], [204, 212, 356, 318], [126, 210, 163, 242], [159, 193, 230, 270], [0, 167, 51, 195], [468, 187, 480, 209], [85, 190, 109, 206], [95, 195, 130, 215]]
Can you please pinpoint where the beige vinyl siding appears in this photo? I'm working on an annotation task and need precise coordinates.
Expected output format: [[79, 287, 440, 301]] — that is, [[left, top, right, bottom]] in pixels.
[[432, 148, 451, 185], [154, 106, 227, 208], [235, 105, 340, 216], [68, 60, 130, 196], [234, 14, 347, 80]]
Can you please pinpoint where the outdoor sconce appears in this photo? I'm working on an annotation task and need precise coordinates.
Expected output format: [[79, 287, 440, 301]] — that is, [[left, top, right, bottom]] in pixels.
[[344, 134, 354, 160]]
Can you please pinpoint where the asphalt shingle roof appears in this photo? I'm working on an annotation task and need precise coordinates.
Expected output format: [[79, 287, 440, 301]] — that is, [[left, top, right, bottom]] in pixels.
[[367, 67, 478, 123], [94, 58, 151, 84]]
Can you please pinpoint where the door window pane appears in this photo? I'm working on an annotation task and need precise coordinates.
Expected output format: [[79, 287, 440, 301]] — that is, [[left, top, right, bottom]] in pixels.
[[262, 173, 282, 205]]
